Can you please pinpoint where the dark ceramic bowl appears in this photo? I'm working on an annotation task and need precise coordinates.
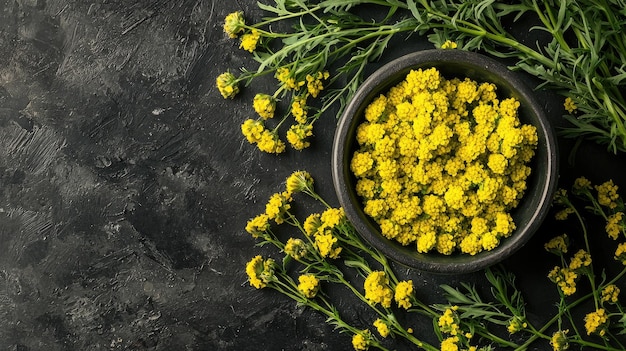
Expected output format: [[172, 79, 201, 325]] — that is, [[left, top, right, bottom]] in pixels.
[[332, 49, 559, 274]]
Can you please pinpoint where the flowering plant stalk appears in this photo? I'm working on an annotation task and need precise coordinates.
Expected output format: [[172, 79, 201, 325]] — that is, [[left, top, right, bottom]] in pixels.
[[219, 0, 626, 153], [244, 171, 626, 350]]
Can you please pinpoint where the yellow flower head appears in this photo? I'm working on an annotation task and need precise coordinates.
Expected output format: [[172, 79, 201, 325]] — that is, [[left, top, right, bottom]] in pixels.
[[438, 307, 460, 336], [615, 242, 626, 264], [291, 94, 308, 124], [507, 316, 527, 334], [223, 11, 245, 38], [286, 123, 313, 150], [241, 119, 265, 143], [314, 230, 342, 259], [373, 319, 390, 338], [584, 309, 608, 336], [245, 255, 275, 289], [601, 284, 620, 304], [595, 180, 620, 209], [320, 207, 345, 230], [440, 336, 460, 351], [265, 192, 291, 224], [240, 29, 261, 52], [252, 93, 276, 120], [245, 213, 270, 238], [394, 280, 413, 309], [564, 97, 577, 114], [297, 274, 320, 298], [554, 207, 574, 221], [544, 234, 569, 255], [572, 176, 592, 193], [568, 249, 592, 272], [257, 129, 286, 154], [351, 330, 371, 351], [606, 212, 624, 240], [550, 330, 569, 351], [548, 266, 577, 296], [364, 271, 393, 308], [216, 72, 240, 99], [306, 71, 330, 98], [276, 67, 304, 91], [285, 170, 314, 195], [303, 213, 322, 236], [284, 237, 308, 260], [441, 40, 458, 49]]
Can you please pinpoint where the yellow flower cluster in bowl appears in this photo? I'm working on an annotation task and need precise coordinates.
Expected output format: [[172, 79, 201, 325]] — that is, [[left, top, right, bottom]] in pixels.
[[350, 67, 538, 255]]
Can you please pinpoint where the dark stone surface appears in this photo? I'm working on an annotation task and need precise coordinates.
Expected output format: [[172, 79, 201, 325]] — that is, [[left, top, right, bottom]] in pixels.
[[0, 1, 625, 350]]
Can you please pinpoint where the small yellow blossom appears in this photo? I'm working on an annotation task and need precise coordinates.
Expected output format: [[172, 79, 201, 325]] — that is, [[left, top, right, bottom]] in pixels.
[[216, 72, 240, 99], [297, 274, 320, 298], [548, 266, 577, 296], [584, 308, 608, 336], [252, 93, 276, 119], [351, 330, 371, 351], [550, 330, 569, 351], [572, 176, 592, 193], [306, 71, 330, 98], [286, 123, 313, 150], [441, 40, 458, 49], [276, 67, 304, 91], [303, 213, 322, 236], [240, 29, 261, 52], [245, 213, 270, 238], [314, 230, 342, 259], [257, 129, 286, 154], [373, 319, 390, 338], [245, 255, 275, 289], [601, 284, 620, 304], [507, 316, 527, 334], [320, 207, 345, 230], [615, 242, 626, 264], [605, 212, 624, 240], [223, 11, 245, 38], [568, 249, 592, 272], [241, 119, 265, 143], [364, 271, 393, 308], [440, 336, 460, 351], [265, 192, 291, 224], [394, 280, 413, 309], [544, 234, 569, 254], [564, 97, 577, 114], [285, 170, 314, 194], [596, 180, 620, 209], [554, 207, 574, 221], [438, 307, 460, 336], [284, 238, 308, 260], [291, 94, 308, 124]]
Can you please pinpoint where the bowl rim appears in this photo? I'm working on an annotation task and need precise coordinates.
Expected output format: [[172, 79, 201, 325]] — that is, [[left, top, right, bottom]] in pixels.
[[331, 49, 559, 274]]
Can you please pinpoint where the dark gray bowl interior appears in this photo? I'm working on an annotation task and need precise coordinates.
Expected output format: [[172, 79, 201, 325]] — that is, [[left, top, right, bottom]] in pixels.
[[332, 49, 559, 274]]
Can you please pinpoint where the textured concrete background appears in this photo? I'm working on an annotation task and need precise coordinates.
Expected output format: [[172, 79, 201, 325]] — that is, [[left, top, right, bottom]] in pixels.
[[1, 0, 625, 350]]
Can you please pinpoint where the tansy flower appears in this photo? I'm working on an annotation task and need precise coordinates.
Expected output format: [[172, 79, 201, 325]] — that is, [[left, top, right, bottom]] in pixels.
[[548, 266, 577, 296], [554, 207, 574, 221], [297, 274, 320, 298], [440, 336, 460, 351], [265, 192, 291, 224], [605, 212, 623, 240], [223, 11, 245, 38], [615, 242, 626, 264], [216, 72, 240, 99], [252, 93, 276, 120], [286, 123, 313, 150], [596, 180, 620, 209], [373, 319, 390, 338], [276, 67, 304, 91], [284, 238, 308, 260], [363, 271, 393, 308], [303, 213, 322, 236], [438, 306, 460, 336], [320, 207, 345, 230], [306, 71, 330, 98], [572, 176, 592, 193], [314, 230, 342, 259], [240, 29, 261, 52], [441, 40, 458, 49], [568, 249, 592, 272], [241, 119, 265, 143], [563, 97, 577, 114], [507, 316, 527, 334], [245, 213, 270, 238], [601, 284, 620, 304], [257, 129, 286, 154], [394, 280, 413, 309], [549, 330, 569, 351], [584, 308, 608, 336], [544, 234, 569, 255], [351, 330, 371, 351], [285, 170, 314, 194], [291, 95, 308, 124], [245, 255, 275, 289]]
